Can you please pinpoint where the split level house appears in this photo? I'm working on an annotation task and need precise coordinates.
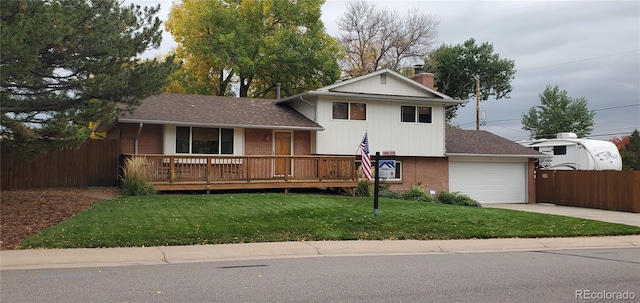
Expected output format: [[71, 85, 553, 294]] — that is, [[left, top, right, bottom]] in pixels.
[[96, 69, 544, 203]]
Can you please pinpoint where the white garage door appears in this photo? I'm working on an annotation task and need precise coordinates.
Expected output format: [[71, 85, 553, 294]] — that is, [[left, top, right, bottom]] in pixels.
[[449, 161, 526, 204]]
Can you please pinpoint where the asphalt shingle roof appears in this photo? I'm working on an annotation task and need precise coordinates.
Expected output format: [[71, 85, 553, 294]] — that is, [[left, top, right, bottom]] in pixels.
[[118, 93, 322, 130], [446, 129, 542, 156]]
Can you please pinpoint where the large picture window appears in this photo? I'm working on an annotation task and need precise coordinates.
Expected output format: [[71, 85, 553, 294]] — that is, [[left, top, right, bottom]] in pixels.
[[332, 102, 367, 121], [401, 106, 432, 123], [176, 127, 234, 154]]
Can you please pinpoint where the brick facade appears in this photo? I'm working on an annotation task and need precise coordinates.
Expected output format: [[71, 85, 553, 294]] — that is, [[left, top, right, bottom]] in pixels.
[[239, 128, 314, 156], [244, 128, 273, 155], [386, 157, 449, 194], [109, 123, 163, 154], [110, 126, 313, 156], [293, 130, 312, 155]]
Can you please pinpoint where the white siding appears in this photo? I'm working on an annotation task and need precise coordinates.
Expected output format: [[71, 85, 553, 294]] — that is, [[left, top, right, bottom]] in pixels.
[[330, 74, 438, 97], [163, 125, 175, 154], [233, 128, 244, 155], [449, 158, 527, 204], [287, 98, 317, 121], [315, 96, 446, 156]]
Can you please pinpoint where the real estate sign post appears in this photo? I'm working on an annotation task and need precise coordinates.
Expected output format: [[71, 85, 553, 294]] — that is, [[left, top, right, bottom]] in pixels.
[[373, 152, 380, 218]]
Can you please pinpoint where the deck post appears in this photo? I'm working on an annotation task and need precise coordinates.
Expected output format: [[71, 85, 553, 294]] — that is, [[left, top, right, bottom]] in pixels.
[[169, 156, 175, 183], [245, 157, 251, 182], [206, 156, 211, 184], [284, 156, 289, 181]]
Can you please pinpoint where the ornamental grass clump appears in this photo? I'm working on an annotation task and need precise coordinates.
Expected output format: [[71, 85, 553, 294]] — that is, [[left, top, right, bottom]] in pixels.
[[355, 179, 372, 197], [121, 156, 155, 196]]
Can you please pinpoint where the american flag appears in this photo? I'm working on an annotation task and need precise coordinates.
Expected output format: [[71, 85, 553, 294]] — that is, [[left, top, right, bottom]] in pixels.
[[359, 133, 372, 181]]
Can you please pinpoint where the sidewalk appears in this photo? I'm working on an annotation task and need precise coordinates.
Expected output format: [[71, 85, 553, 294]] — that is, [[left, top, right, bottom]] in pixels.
[[2, 236, 639, 271], [483, 203, 640, 227]]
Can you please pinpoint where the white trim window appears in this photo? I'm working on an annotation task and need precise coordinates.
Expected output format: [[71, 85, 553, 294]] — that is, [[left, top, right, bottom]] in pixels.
[[401, 105, 432, 123], [176, 126, 234, 154], [332, 101, 367, 121]]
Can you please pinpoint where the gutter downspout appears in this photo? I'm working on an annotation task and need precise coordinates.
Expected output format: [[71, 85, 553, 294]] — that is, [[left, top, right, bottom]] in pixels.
[[134, 123, 143, 155]]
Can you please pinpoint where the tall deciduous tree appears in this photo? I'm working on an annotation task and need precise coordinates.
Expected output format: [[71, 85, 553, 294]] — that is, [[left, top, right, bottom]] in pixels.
[[424, 38, 516, 121], [1, 0, 176, 156], [165, 0, 341, 98], [521, 85, 595, 139], [337, 0, 438, 78]]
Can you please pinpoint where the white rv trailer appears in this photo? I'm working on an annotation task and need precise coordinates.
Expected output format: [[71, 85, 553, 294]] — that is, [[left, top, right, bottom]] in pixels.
[[517, 133, 622, 171]]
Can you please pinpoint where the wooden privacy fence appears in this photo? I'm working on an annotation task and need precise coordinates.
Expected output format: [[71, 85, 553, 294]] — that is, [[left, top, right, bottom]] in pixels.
[[1, 139, 120, 190], [536, 170, 640, 213]]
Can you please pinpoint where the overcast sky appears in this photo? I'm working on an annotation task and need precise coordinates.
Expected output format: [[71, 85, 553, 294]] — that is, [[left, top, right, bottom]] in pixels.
[[137, 0, 640, 141]]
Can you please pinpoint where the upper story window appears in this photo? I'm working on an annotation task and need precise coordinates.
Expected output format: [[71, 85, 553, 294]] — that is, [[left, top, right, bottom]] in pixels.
[[176, 126, 234, 154], [332, 102, 367, 121], [401, 106, 432, 123]]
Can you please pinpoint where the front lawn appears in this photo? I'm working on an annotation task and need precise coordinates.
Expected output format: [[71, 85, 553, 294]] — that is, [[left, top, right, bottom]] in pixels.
[[20, 193, 640, 249]]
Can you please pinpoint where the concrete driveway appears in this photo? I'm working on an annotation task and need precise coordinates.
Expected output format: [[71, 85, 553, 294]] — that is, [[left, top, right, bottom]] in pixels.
[[483, 203, 640, 227]]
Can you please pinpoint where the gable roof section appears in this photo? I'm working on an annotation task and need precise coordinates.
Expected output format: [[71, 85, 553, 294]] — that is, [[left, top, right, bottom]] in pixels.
[[278, 69, 465, 105], [103, 93, 323, 131], [446, 129, 546, 158]]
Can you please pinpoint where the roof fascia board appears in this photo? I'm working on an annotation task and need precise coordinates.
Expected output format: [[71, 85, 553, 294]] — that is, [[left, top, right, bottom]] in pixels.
[[319, 69, 453, 99], [306, 91, 466, 105], [278, 69, 458, 104], [94, 121, 115, 133], [117, 119, 324, 131], [317, 68, 389, 91], [446, 153, 551, 158]]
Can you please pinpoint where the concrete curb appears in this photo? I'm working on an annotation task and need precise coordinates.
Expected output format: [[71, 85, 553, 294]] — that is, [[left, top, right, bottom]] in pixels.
[[2, 235, 639, 271]]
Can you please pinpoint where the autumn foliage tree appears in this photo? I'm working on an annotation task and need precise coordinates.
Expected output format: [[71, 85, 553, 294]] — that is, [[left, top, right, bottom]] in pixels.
[[337, 0, 438, 78], [613, 129, 640, 170], [165, 0, 341, 98]]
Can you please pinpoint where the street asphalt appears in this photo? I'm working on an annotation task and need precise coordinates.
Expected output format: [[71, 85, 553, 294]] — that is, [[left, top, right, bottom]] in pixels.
[[1, 203, 638, 271]]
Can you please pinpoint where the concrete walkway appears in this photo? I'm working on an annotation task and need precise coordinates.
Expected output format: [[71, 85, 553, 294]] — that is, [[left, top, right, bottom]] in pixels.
[[2, 236, 639, 271], [483, 203, 640, 227]]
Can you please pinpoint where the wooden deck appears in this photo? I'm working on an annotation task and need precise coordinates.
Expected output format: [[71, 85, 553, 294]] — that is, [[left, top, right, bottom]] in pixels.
[[124, 155, 358, 193]]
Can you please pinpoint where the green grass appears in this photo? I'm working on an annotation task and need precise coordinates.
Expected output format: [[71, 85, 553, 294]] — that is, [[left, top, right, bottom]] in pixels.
[[20, 193, 640, 249]]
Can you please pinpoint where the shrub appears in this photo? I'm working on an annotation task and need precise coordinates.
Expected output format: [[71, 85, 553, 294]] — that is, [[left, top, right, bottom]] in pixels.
[[402, 184, 435, 202], [379, 188, 403, 199], [436, 191, 481, 207], [355, 179, 372, 197], [121, 157, 156, 196]]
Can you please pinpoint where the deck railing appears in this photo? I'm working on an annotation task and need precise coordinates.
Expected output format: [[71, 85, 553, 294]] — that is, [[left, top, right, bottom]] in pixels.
[[123, 154, 358, 184]]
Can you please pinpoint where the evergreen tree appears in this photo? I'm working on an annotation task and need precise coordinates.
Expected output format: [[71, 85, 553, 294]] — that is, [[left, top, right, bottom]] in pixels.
[[1, 0, 176, 156], [620, 129, 640, 170]]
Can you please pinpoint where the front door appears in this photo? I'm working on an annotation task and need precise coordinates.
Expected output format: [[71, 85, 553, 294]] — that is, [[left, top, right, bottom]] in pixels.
[[274, 131, 292, 176]]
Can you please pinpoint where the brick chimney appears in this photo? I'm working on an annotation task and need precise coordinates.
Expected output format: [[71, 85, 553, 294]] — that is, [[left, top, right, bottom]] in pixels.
[[410, 64, 435, 89]]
